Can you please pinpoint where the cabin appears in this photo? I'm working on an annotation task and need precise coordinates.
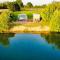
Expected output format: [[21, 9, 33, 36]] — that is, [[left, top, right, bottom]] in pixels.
[[18, 14, 28, 21], [33, 14, 40, 22]]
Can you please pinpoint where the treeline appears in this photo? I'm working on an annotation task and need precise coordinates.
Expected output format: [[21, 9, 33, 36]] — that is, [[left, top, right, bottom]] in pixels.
[[0, 0, 49, 11], [0, 0, 24, 11], [0, 3, 7, 9], [0, 0, 48, 11], [0, 0, 34, 11]]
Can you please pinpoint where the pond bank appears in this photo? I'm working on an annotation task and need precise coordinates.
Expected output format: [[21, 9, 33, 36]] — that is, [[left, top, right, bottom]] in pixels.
[[9, 25, 50, 34]]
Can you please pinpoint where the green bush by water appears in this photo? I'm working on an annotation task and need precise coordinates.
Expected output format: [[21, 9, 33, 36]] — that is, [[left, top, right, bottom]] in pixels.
[[0, 11, 11, 32], [49, 10, 60, 32]]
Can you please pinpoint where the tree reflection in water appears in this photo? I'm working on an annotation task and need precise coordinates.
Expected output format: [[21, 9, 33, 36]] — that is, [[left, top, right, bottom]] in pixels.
[[0, 33, 15, 46], [0, 32, 60, 49], [41, 32, 60, 49]]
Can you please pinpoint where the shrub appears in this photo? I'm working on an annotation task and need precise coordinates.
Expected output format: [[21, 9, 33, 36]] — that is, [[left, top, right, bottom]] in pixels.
[[10, 12, 18, 22], [27, 13, 33, 19], [49, 9, 60, 32], [0, 11, 11, 32]]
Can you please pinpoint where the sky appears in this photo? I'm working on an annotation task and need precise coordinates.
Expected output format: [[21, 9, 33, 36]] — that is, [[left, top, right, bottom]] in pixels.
[[0, 0, 60, 6]]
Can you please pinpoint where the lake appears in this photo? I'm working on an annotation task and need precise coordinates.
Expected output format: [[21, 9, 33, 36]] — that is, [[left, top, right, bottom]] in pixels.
[[0, 33, 60, 60]]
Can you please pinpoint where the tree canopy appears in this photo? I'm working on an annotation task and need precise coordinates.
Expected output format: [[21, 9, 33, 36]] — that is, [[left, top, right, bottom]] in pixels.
[[16, 0, 24, 7], [26, 2, 33, 8]]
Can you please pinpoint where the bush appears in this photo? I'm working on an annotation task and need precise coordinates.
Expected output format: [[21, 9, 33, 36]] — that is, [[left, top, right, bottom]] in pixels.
[[0, 11, 11, 32], [49, 9, 60, 32], [27, 13, 33, 19], [10, 12, 18, 22]]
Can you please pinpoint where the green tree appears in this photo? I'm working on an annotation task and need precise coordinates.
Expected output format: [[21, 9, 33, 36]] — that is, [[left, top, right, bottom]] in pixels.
[[26, 2, 33, 8], [0, 3, 7, 9], [7, 2, 14, 11], [13, 2, 20, 11], [7, 2, 20, 11], [16, 0, 24, 8]]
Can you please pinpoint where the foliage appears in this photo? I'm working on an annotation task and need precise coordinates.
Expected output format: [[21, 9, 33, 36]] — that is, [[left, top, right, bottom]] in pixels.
[[13, 11, 33, 19], [6, 0, 24, 11], [7, 2, 14, 11], [10, 12, 18, 21], [7, 2, 20, 11], [26, 2, 33, 8], [0, 3, 7, 9], [0, 11, 11, 32], [0, 1, 60, 32], [16, 0, 24, 8], [38, 2, 60, 32], [0, 0, 24, 11], [34, 5, 46, 8], [26, 12, 33, 19], [49, 10, 60, 32]]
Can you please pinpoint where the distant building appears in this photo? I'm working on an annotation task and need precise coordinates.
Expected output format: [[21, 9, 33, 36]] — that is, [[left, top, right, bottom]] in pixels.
[[18, 14, 28, 21], [33, 14, 40, 22]]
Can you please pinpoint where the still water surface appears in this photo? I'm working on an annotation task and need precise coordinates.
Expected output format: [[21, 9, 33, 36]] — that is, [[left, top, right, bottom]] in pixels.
[[0, 33, 60, 60]]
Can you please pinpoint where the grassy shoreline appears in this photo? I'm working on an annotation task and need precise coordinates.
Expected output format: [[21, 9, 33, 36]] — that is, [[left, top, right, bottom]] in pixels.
[[0, 22, 59, 33], [0, 25, 50, 34]]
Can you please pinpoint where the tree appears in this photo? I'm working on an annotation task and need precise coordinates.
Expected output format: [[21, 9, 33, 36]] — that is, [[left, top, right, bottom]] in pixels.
[[26, 2, 33, 8], [3, 3, 7, 9], [7, 2, 14, 11], [13, 2, 20, 11], [16, 0, 24, 7], [7, 2, 20, 11], [0, 3, 7, 9]]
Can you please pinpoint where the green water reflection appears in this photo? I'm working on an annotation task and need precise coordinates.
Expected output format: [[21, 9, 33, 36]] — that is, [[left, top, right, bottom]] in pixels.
[[41, 32, 60, 49], [0, 32, 60, 49], [0, 33, 15, 46]]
